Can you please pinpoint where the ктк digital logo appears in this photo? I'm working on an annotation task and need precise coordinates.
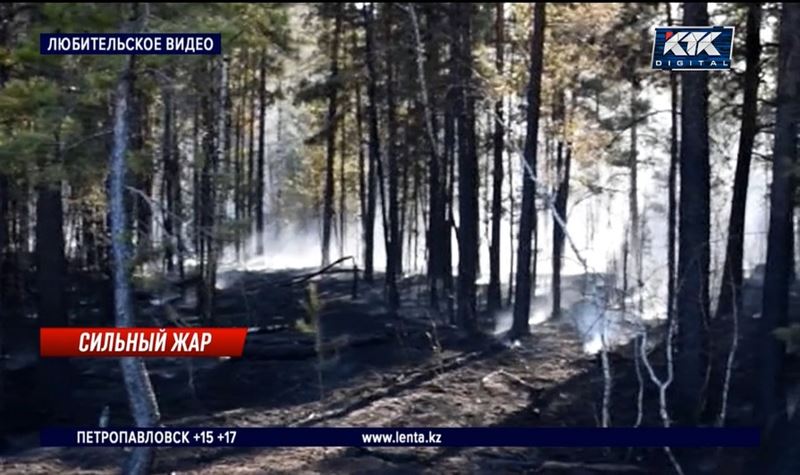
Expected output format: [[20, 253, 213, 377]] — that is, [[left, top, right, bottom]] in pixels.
[[651, 26, 734, 71]]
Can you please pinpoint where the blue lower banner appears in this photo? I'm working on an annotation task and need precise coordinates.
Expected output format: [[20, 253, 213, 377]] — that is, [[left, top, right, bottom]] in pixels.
[[40, 427, 760, 448]]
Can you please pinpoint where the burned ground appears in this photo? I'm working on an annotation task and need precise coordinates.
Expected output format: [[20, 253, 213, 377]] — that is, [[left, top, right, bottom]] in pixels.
[[0, 267, 773, 474]]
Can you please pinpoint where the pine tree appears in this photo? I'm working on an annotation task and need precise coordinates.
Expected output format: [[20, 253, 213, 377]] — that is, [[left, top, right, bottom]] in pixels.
[[759, 0, 800, 436], [675, 1, 712, 423], [487, 3, 505, 314], [453, 3, 479, 334], [321, 3, 343, 266], [109, 8, 161, 474], [716, 4, 762, 320], [512, 3, 546, 337]]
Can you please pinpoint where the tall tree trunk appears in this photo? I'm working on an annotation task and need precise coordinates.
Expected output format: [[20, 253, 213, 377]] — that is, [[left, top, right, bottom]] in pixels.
[[551, 137, 563, 319], [481, 127, 490, 280], [17, 180, 31, 284], [716, 3, 762, 319], [675, 2, 711, 424], [356, 78, 367, 267], [487, 3, 505, 313], [255, 50, 267, 256], [205, 57, 227, 322], [198, 85, 210, 319], [385, 13, 400, 315], [192, 103, 202, 257], [426, 7, 444, 311], [109, 42, 161, 475], [247, 51, 256, 223], [511, 3, 546, 337], [35, 132, 70, 412], [629, 75, 642, 300], [0, 10, 9, 408], [223, 57, 233, 219], [552, 116, 572, 320], [444, 102, 456, 323], [409, 4, 445, 311], [339, 91, 347, 258], [375, 127, 390, 264], [363, 3, 380, 283], [758, 0, 800, 435], [507, 98, 515, 306], [162, 83, 177, 273], [234, 76, 243, 261], [441, 10, 458, 322], [411, 155, 420, 273], [453, 3, 479, 334], [130, 83, 153, 263], [172, 101, 185, 282], [322, 4, 343, 266], [0, 173, 8, 308], [399, 125, 409, 275], [198, 58, 224, 323], [666, 4, 678, 330]]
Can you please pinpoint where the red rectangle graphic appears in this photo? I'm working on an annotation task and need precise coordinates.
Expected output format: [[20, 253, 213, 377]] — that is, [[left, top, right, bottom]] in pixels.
[[40, 327, 248, 357]]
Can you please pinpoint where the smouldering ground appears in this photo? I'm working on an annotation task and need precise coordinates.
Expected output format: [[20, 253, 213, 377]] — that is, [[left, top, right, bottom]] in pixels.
[[1, 270, 765, 474]]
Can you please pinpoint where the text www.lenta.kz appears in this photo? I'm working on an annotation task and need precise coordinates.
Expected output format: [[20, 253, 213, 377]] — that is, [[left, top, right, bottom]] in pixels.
[[361, 430, 442, 445]]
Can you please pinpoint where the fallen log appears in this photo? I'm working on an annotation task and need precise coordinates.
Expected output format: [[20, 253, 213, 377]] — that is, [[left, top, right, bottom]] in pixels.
[[280, 256, 360, 298], [288, 268, 355, 278], [231, 257, 360, 297], [280, 256, 354, 286]]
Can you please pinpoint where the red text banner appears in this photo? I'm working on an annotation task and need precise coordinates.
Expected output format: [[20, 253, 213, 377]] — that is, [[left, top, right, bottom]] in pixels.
[[40, 328, 248, 357]]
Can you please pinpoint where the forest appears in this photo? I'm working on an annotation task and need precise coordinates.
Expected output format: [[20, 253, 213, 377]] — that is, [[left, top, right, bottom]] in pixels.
[[0, 2, 799, 474]]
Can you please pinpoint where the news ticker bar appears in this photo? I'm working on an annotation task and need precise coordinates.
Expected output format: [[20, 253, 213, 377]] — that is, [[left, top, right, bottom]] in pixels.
[[40, 33, 221, 55], [41, 427, 761, 448]]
